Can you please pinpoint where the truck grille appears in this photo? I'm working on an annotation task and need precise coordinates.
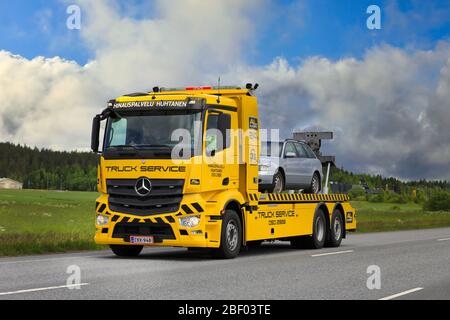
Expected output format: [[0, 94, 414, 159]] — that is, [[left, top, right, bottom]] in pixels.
[[106, 179, 184, 216], [112, 222, 176, 242]]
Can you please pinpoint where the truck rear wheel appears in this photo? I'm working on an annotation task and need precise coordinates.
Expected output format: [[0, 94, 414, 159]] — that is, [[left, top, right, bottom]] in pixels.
[[325, 209, 344, 247], [213, 210, 242, 259], [110, 245, 143, 257], [291, 209, 327, 249]]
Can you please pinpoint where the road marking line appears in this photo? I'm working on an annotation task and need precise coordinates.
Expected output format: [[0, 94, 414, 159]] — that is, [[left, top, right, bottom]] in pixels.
[[311, 250, 354, 257], [437, 238, 450, 242], [0, 283, 90, 296], [379, 287, 423, 300], [0, 255, 99, 265]]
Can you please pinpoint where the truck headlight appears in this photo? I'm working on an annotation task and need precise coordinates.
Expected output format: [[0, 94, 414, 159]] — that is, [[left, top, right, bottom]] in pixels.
[[96, 215, 109, 226], [179, 215, 201, 228]]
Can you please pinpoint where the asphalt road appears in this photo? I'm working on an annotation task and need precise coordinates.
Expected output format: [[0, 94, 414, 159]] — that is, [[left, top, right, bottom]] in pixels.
[[1, 227, 450, 300]]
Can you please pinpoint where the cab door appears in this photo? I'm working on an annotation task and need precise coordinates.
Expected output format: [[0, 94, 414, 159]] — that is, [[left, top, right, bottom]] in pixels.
[[202, 109, 238, 192]]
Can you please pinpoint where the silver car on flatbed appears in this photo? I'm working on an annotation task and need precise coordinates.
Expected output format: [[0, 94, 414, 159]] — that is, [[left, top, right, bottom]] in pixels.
[[258, 139, 323, 193]]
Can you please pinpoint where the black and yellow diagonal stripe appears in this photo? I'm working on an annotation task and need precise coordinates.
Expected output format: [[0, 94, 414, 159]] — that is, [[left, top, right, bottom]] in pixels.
[[97, 201, 205, 225], [110, 214, 176, 225], [181, 202, 205, 215], [96, 202, 110, 215], [248, 193, 349, 203]]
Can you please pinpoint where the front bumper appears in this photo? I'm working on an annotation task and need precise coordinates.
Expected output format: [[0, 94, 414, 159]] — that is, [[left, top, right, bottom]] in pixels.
[[258, 171, 275, 189], [94, 194, 222, 248]]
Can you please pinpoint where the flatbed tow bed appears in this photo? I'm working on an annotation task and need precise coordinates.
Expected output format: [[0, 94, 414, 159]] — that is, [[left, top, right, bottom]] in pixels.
[[246, 193, 356, 245]]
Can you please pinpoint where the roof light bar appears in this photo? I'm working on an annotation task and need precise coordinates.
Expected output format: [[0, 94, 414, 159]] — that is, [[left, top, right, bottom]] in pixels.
[[159, 86, 241, 92], [185, 86, 213, 91]]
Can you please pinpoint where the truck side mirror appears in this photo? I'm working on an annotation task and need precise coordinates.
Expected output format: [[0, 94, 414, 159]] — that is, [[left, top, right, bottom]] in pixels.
[[91, 115, 101, 153]]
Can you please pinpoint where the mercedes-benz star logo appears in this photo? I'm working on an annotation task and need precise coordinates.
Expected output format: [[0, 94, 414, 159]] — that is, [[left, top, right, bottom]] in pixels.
[[135, 178, 152, 197]]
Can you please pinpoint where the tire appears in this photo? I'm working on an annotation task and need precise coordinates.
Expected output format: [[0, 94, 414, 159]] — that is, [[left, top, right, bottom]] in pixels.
[[306, 172, 321, 194], [325, 210, 344, 248], [291, 209, 327, 249], [270, 171, 285, 193], [110, 245, 143, 257], [213, 210, 242, 259]]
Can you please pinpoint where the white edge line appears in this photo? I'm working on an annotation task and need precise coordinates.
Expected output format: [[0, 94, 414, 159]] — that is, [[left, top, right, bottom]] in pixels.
[[0, 255, 99, 265], [311, 250, 354, 257], [437, 238, 450, 241], [379, 287, 423, 300], [0, 283, 90, 296]]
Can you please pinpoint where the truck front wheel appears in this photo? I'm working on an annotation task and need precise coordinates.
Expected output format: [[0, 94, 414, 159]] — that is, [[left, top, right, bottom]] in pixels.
[[110, 245, 143, 257], [213, 210, 242, 259]]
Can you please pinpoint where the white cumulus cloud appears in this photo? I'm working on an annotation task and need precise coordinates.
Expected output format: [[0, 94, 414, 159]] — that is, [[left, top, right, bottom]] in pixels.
[[228, 44, 450, 179], [0, 0, 449, 180]]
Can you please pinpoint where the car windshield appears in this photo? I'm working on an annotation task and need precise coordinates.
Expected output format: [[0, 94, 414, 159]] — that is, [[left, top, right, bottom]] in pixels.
[[261, 142, 283, 157], [104, 112, 202, 158]]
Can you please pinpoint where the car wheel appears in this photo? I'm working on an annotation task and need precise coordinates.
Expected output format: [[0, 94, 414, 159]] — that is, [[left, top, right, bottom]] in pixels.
[[306, 172, 321, 194], [271, 171, 285, 193]]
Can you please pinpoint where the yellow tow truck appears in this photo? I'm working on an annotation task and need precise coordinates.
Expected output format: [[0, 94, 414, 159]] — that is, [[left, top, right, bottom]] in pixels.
[[91, 84, 356, 258]]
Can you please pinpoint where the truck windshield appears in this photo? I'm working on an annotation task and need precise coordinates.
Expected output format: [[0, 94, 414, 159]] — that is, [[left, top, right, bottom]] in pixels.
[[104, 112, 202, 159]]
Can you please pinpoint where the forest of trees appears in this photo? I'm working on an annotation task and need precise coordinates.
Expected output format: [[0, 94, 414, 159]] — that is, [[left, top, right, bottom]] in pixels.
[[331, 167, 449, 192], [0, 143, 98, 191], [0, 142, 448, 193], [331, 167, 449, 207]]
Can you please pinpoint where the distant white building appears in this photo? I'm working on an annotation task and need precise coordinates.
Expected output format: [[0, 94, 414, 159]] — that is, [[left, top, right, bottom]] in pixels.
[[0, 178, 23, 190]]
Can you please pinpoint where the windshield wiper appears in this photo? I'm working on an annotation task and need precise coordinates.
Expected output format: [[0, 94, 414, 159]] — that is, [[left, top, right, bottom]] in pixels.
[[138, 145, 173, 155], [107, 145, 140, 151], [107, 145, 173, 155], [135, 144, 173, 149], [109, 144, 172, 149]]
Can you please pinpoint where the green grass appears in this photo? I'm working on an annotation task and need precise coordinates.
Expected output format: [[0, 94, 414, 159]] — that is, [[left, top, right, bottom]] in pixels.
[[0, 189, 104, 256], [1, 190, 450, 256], [352, 200, 450, 233]]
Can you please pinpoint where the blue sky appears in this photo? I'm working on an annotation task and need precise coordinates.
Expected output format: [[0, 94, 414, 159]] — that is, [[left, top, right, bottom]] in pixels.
[[1, 0, 449, 65], [0, 0, 449, 179], [0, 0, 90, 62]]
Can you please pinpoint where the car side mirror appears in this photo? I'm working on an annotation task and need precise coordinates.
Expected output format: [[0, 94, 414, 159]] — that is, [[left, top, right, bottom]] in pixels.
[[91, 115, 101, 153], [285, 152, 297, 158]]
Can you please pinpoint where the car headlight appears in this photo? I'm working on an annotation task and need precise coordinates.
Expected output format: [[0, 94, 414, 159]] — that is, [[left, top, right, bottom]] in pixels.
[[96, 215, 109, 226], [179, 215, 201, 228], [259, 164, 271, 171]]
